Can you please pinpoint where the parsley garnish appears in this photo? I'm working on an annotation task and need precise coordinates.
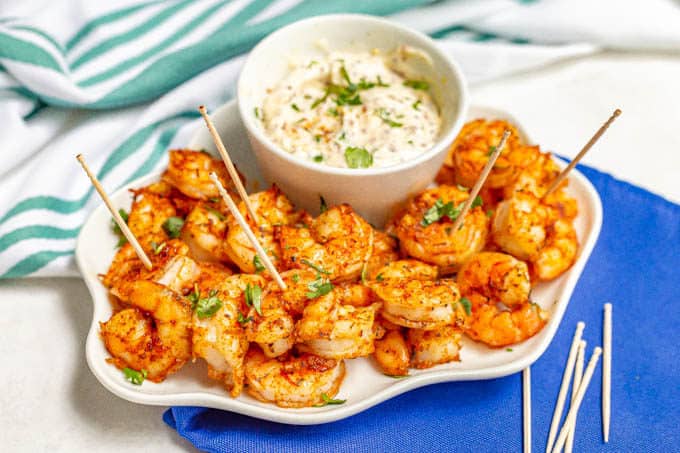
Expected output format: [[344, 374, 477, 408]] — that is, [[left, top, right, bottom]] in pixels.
[[344, 146, 373, 169], [420, 196, 484, 227], [123, 367, 147, 385], [327, 107, 339, 117], [237, 312, 253, 325], [403, 79, 429, 90], [471, 195, 484, 209], [254, 107, 260, 119], [307, 276, 333, 299], [244, 283, 263, 316], [314, 393, 346, 407], [486, 209, 494, 218], [301, 259, 329, 274], [162, 216, 184, 239], [487, 145, 497, 156], [456, 184, 469, 192], [253, 255, 265, 273], [291, 103, 300, 112], [459, 297, 472, 316], [111, 208, 129, 248], [207, 207, 225, 221], [313, 155, 323, 163], [376, 108, 403, 127], [506, 348, 514, 352], [412, 99, 422, 110], [195, 290, 223, 318], [376, 273, 384, 282], [291, 273, 300, 283], [314, 134, 321, 143], [150, 241, 166, 255], [187, 284, 200, 309], [320, 195, 328, 214]]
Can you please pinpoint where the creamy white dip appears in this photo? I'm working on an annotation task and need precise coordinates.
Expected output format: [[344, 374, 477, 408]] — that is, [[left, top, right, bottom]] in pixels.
[[257, 46, 441, 169]]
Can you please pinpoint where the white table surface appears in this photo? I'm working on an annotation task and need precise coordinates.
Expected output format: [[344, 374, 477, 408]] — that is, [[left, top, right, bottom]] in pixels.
[[2, 51, 679, 452]]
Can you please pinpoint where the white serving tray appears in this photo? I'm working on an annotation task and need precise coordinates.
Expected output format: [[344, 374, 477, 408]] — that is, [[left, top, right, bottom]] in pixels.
[[76, 102, 602, 425]]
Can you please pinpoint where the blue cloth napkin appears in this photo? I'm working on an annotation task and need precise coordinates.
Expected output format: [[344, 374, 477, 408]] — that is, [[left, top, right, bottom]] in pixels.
[[164, 164, 680, 452]]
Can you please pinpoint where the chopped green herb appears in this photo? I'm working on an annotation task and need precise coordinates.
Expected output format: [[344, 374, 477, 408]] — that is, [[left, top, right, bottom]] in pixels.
[[207, 207, 226, 221], [307, 276, 333, 299], [313, 393, 346, 407], [254, 107, 260, 119], [471, 195, 484, 209], [253, 255, 265, 273], [340, 65, 353, 87], [459, 297, 472, 316], [338, 131, 346, 141], [123, 367, 147, 385], [344, 146, 373, 169], [313, 155, 323, 163], [412, 99, 422, 110], [376, 273, 384, 282], [506, 348, 513, 352], [112, 208, 129, 248], [376, 76, 389, 87], [291, 103, 300, 112], [237, 312, 253, 325], [162, 216, 184, 238], [320, 195, 328, 214], [456, 184, 469, 192], [301, 259, 329, 274], [195, 290, 223, 319], [407, 139, 414, 145], [311, 93, 328, 109], [187, 284, 200, 309], [327, 107, 339, 117], [487, 145, 497, 156], [486, 209, 494, 218], [314, 134, 321, 143], [403, 79, 429, 90], [361, 266, 368, 284], [150, 241, 166, 255], [291, 273, 300, 283], [375, 108, 403, 128], [244, 283, 263, 316], [308, 60, 318, 68], [421, 199, 460, 227]]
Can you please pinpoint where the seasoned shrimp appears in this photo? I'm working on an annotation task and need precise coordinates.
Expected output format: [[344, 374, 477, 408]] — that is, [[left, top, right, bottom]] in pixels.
[[100, 280, 192, 382], [181, 200, 231, 263], [370, 259, 438, 282], [364, 231, 399, 280], [373, 330, 410, 376], [438, 119, 538, 189], [532, 219, 578, 281], [465, 293, 547, 348], [102, 239, 200, 303], [278, 204, 374, 282], [369, 276, 467, 330], [296, 284, 381, 359], [492, 192, 548, 261], [225, 186, 300, 273], [392, 185, 488, 274], [244, 347, 345, 408], [407, 326, 463, 369], [457, 252, 531, 307], [127, 186, 177, 242], [162, 149, 234, 200], [192, 273, 265, 396]]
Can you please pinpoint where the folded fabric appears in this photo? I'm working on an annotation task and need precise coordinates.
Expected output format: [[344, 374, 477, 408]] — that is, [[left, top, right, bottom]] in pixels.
[[164, 164, 680, 452], [2, 0, 680, 278]]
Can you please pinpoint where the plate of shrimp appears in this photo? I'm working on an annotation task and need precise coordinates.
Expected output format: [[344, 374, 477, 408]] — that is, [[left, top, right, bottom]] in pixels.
[[76, 102, 602, 424]]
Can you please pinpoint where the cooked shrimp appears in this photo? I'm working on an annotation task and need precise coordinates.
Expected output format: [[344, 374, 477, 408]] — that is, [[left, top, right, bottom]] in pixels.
[[532, 219, 578, 281], [369, 259, 437, 282], [457, 252, 531, 307], [100, 280, 192, 382], [244, 347, 345, 408], [369, 277, 467, 330], [373, 330, 410, 376], [364, 231, 399, 280], [492, 192, 549, 261], [102, 239, 200, 303], [465, 294, 547, 348], [278, 204, 374, 282], [181, 201, 231, 263], [162, 149, 234, 200], [296, 284, 381, 359], [408, 326, 463, 369], [225, 186, 300, 273], [392, 185, 488, 274], [192, 273, 265, 396], [439, 119, 538, 189], [127, 186, 177, 242]]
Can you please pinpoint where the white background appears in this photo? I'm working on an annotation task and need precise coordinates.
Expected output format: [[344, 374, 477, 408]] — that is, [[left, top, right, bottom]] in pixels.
[[1, 51, 679, 452]]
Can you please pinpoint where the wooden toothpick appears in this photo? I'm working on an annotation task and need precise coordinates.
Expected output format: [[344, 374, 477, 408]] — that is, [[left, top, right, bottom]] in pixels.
[[603, 303, 613, 443], [76, 154, 152, 270], [209, 173, 286, 290], [523, 367, 532, 453], [543, 109, 621, 198], [450, 129, 511, 231], [565, 340, 586, 453], [199, 105, 259, 225]]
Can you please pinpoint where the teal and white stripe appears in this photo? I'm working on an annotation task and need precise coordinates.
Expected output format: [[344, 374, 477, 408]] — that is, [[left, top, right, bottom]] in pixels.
[[3, 0, 675, 278]]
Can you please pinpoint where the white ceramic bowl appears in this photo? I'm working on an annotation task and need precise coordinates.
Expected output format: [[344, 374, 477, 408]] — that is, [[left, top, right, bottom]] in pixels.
[[237, 14, 468, 226], [77, 103, 603, 425]]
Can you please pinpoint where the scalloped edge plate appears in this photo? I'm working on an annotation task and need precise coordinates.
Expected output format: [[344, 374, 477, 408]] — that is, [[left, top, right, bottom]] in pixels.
[[77, 102, 602, 425]]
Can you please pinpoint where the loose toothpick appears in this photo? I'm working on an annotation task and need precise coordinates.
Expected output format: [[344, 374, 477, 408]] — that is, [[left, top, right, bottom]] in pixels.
[[603, 303, 613, 443], [565, 340, 586, 453], [76, 154, 152, 270], [552, 347, 603, 453], [543, 109, 621, 198], [546, 321, 585, 453], [523, 367, 532, 453], [199, 105, 259, 225], [209, 172, 286, 290], [450, 129, 511, 231]]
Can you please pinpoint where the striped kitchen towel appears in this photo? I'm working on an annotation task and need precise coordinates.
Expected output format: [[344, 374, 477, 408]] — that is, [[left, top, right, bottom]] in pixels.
[[1, 0, 679, 278]]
